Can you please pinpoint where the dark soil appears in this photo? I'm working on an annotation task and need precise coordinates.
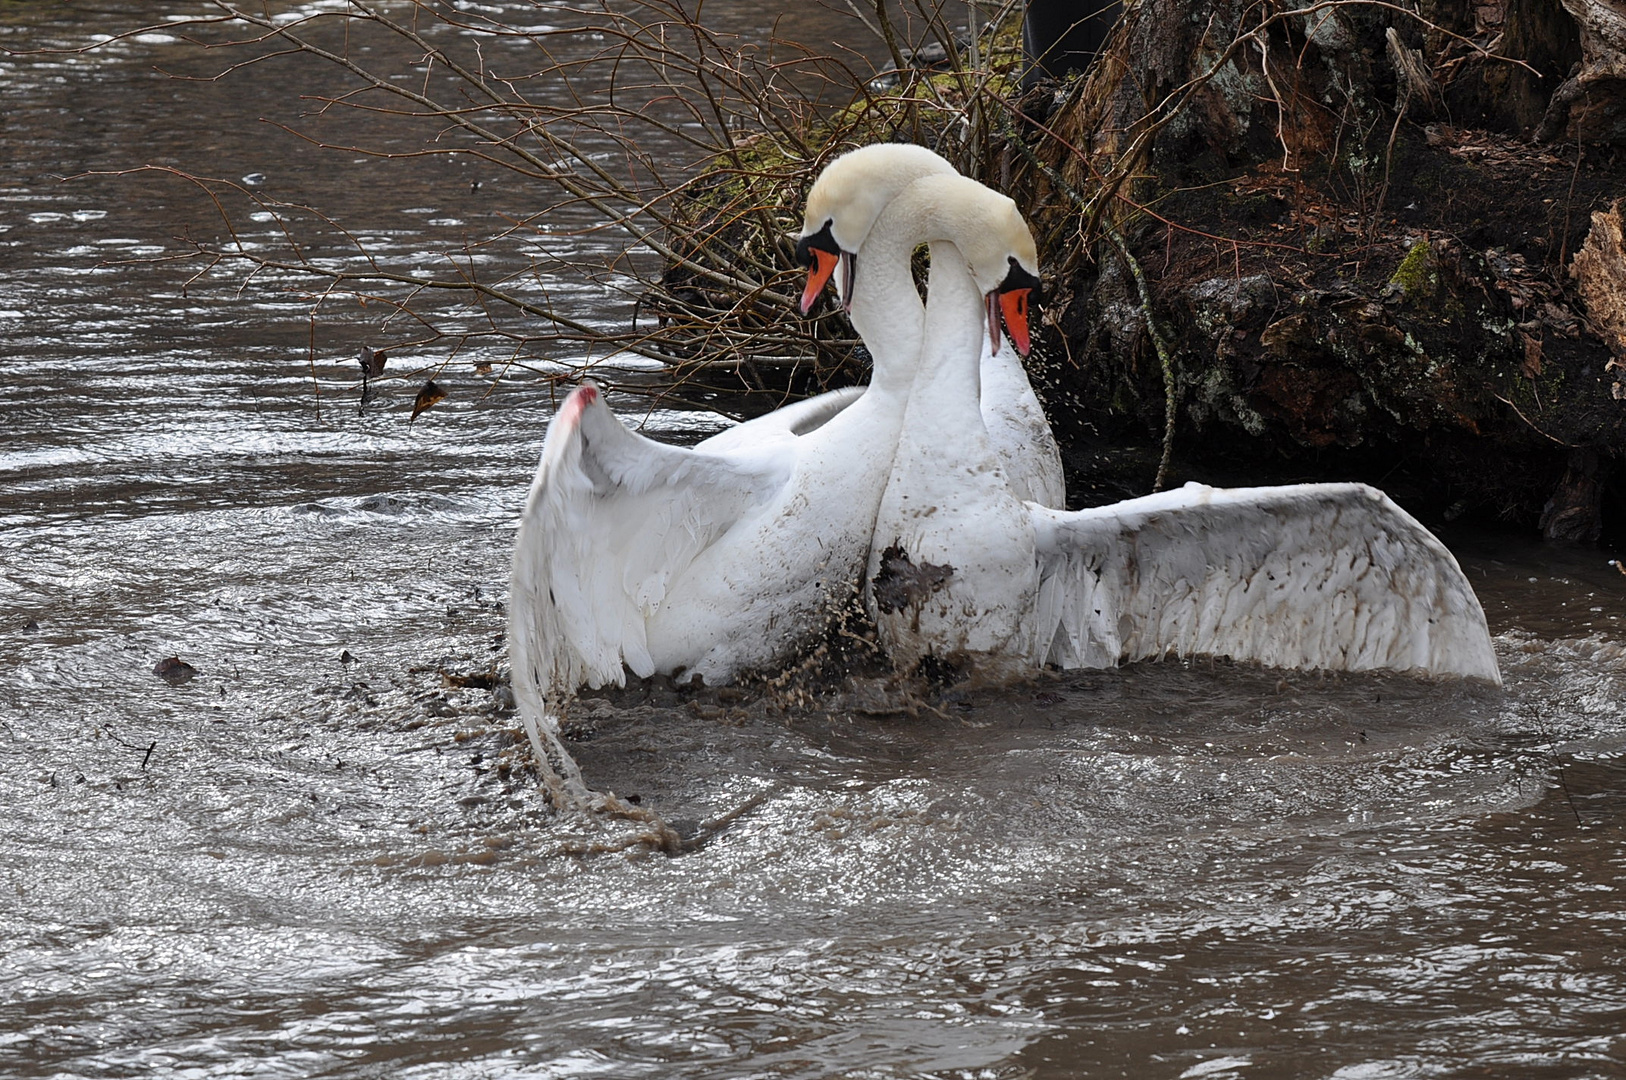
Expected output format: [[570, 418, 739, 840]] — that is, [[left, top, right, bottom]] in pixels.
[[996, 0, 1626, 545], [1030, 125, 1626, 539]]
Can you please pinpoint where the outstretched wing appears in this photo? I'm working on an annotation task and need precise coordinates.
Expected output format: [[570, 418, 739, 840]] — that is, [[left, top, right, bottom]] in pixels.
[[1030, 482, 1500, 683], [697, 386, 865, 453], [509, 383, 793, 712]]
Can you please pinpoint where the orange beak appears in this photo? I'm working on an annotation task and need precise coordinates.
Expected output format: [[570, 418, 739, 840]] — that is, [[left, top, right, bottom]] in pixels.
[[800, 247, 840, 315], [998, 287, 1033, 357]]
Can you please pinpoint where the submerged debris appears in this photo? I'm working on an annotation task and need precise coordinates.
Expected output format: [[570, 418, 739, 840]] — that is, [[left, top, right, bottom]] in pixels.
[[152, 657, 198, 685]]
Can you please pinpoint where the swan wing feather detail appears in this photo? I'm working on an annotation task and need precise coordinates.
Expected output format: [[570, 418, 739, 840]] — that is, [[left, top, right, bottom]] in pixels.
[[1030, 482, 1501, 683], [697, 386, 865, 453], [509, 384, 794, 713]]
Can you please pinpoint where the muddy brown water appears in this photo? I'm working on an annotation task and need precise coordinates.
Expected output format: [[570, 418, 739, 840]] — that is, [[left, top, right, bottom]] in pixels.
[[4, 4, 1626, 1078]]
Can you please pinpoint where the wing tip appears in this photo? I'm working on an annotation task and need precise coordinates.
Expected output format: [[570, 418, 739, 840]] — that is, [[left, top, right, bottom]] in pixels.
[[562, 381, 600, 424]]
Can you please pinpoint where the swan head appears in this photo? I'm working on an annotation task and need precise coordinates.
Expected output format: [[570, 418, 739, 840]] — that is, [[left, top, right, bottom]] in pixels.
[[903, 173, 1043, 357], [990, 257, 1043, 357], [796, 143, 956, 314]]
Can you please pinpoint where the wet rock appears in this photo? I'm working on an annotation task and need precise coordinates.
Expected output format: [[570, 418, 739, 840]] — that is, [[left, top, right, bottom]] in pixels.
[[1188, 274, 1273, 337], [153, 657, 197, 685]]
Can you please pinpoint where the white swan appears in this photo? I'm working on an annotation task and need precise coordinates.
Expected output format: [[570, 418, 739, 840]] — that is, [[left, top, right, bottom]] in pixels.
[[508, 153, 974, 781], [864, 173, 1502, 684], [508, 378, 895, 795], [797, 143, 1066, 506]]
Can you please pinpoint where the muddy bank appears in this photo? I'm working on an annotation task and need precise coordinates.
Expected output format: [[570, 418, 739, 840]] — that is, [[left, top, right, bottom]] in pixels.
[[990, 0, 1626, 540]]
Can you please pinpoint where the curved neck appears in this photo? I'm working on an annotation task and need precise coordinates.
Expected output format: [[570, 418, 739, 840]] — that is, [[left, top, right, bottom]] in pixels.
[[913, 238, 987, 419], [846, 180, 1006, 407], [845, 221, 926, 399]]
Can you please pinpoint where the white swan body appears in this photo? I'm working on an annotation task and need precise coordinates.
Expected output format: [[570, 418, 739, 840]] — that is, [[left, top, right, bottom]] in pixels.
[[867, 175, 1502, 684], [511, 357, 914, 697], [865, 175, 1046, 673], [509, 152, 963, 755], [978, 336, 1065, 506], [799, 144, 1065, 506]]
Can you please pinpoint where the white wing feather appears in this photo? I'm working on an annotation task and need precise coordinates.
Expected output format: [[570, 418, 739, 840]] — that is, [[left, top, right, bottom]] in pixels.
[[509, 384, 793, 713], [697, 386, 864, 453], [1031, 482, 1500, 683]]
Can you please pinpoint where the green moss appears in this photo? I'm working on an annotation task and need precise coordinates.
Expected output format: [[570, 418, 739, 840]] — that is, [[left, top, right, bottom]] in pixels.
[[1389, 241, 1439, 301]]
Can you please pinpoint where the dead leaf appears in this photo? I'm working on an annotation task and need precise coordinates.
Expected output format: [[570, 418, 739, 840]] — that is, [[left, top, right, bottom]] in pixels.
[[358, 347, 389, 412], [1539, 301, 1583, 338], [1520, 331, 1544, 378], [411, 379, 447, 421], [1260, 314, 1318, 354]]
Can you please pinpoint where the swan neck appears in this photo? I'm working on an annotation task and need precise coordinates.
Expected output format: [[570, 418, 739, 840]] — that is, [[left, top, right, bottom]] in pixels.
[[846, 213, 926, 397], [917, 239, 986, 410]]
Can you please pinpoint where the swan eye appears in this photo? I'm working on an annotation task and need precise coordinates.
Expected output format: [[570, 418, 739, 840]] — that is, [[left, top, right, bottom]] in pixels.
[[997, 256, 1043, 304], [795, 219, 839, 269], [796, 221, 844, 314]]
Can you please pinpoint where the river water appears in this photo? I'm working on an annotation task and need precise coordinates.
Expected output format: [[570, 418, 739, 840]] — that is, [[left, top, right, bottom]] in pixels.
[[3, 3, 1625, 1078]]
